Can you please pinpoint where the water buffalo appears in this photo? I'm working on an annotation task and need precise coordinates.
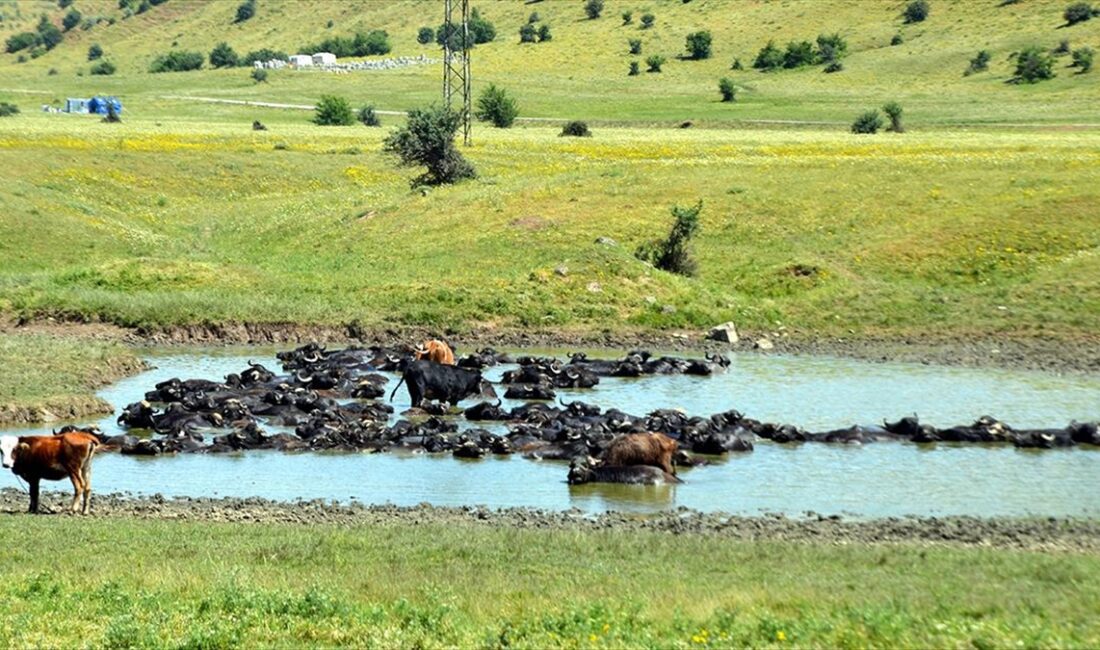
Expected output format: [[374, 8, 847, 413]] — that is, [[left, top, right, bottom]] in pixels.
[[389, 360, 495, 407], [602, 432, 678, 476], [567, 457, 681, 485]]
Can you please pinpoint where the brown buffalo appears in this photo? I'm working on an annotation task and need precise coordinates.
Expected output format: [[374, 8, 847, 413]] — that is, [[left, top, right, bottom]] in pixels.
[[1, 432, 101, 514], [603, 432, 678, 476], [414, 339, 456, 365]]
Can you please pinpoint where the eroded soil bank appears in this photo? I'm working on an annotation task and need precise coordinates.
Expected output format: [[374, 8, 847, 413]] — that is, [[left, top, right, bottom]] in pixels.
[[4, 490, 1097, 553]]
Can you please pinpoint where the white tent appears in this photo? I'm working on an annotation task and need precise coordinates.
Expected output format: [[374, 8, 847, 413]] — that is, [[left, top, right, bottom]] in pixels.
[[289, 54, 313, 67], [312, 52, 336, 66]]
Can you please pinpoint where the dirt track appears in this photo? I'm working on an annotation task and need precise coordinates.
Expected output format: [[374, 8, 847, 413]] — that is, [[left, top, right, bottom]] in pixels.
[[3, 489, 1097, 553]]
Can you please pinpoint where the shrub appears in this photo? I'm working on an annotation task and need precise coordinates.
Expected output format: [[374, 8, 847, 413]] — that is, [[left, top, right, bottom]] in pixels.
[[635, 201, 703, 277], [313, 95, 355, 126], [640, 13, 655, 28], [62, 8, 82, 31], [783, 40, 816, 68], [628, 60, 639, 75], [88, 44, 104, 60], [302, 31, 391, 57], [37, 17, 63, 50], [584, 0, 604, 19], [528, 11, 539, 24], [90, 60, 116, 75], [1054, 39, 1071, 55], [537, 24, 552, 42], [1064, 2, 1095, 25], [851, 110, 883, 134], [209, 42, 239, 68], [1072, 46, 1094, 71], [48, 68, 59, 75], [1013, 45, 1055, 83], [629, 38, 642, 54], [136, 0, 150, 14], [519, 23, 537, 43], [6, 32, 40, 53], [437, 8, 494, 49], [685, 31, 712, 59], [903, 0, 930, 23], [59, 0, 74, 7], [560, 120, 591, 137], [0, 102, 20, 117], [824, 60, 844, 73], [891, 33, 904, 46], [468, 8, 495, 43], [646, 54, 666, 72], [417, 27, 434, 44], [475, 84, 519, 128], [753, 40, 784, 71], [816, 33, 847, 63], [622, 10, 633, 24], [731, 58, 744, 70], [235, 0, 256, 23], [883, 101, 904, 132], [383, 105, 476, 186], [718, 78, 736, 101], [149, 51, 204, 73], [251, 68, 268, 83], [358, 105, 381, 126], [966, 49, 991, 74], [103, 102, 121, 123], [243, 48, 288, 65]]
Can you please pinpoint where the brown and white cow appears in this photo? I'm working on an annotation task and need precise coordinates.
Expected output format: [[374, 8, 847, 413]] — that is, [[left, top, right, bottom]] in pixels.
[[414, 339, 456, 366], [1, 432, 100, 514]]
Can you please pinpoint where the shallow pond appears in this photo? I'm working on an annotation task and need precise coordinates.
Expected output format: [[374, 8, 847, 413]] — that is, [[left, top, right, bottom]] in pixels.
[[2, 348, 1098, 517]]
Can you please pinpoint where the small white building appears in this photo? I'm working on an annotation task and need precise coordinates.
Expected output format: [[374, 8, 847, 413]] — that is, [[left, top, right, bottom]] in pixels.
[[289, 54, 314, 67], [312, 52, 336, 66]]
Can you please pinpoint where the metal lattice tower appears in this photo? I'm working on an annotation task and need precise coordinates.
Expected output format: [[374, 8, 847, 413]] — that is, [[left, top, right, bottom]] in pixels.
[[442, 0, 471, 146]]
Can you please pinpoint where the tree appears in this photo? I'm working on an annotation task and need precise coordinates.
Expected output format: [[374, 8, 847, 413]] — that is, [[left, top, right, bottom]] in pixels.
[[640, 13, 655, 29], [313, 95, 355, 126], [243, 48, 288, 65], [783, 40, 816, 68], [622, 10, 633, 25], [475, 84, 518, 128], [90, 60, 116, 75], [685, 31, 712, 60], [753, 40, 784, 71], [966, 49, 991, 74], [6, 32, 40, 54], [646, 54, 666, 72], [209, 42, 239, 68], [816, 33, 847, 63], [1013, 45, 1055, 83], [635, 201, 703, 277], [903, 0, 930, 23], [36, 16, 63, 51], [537, 24, 552, 42], [358, 105, 381, 126], [629, 39, 642, 55], [1064, 2, 1095, 25], [417, 27, 434, 44], [1072, 46, 1094, 72], [383, 105, 476, 186], [628, 60, 640, 76], [468, 8, 495, 44], [883, 101, 904, 132], [62, 8, 82, 32], [718, 78, 736, 102], [519, 23, 537, 43], [149, 50, 204, 72], [235, 0, 256, 23], [88, 44, 104, 61], [851, 110, 883, 134], [584, 0, 604, 20]]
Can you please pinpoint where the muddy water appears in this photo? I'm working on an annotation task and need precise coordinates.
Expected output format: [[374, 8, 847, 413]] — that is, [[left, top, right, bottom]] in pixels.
[[2, 348, 1098, 517]]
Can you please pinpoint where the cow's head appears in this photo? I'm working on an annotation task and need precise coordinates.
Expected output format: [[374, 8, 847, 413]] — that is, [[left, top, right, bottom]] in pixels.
[[1, 436, 20, 469]]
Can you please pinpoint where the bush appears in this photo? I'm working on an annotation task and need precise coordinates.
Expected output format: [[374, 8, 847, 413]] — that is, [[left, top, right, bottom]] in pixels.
[[1013, 45, 1055, 83], [1072, 46, 1094, 71], [209, 42, 239, 68], [90, 60, 116, 75], [903, 0, 930, 23], [783, 40, 816, 68], [584, 0, 604, 19], [302, 31, 391, 57], [149, 51, 204, 73], [646, 54, 666, 72], [62, 8, 82, 31], [48, 68, 59, 75], [37, 17, 63, 50], [1054, 39, 1071, 55], [966, 49, 991, 74], [528, 11, 539, 24], [753, 40, 784, 71], [628, 61, 640, 76], [537, 24, 552, 42], [417, 27, 434, 44], [851, 110, 883, 134], [891, 33, 904, 46], [731, 58, 744, 70], [59, 0, 74, 7], [383, 105, 476, 186], [718, 78, 736, 101], [685, 31, 712, 59], [475, 84, 518, 128], [622, 10, 633, 24], [629, 38, 642, 55], [519, 23, 537, 43], [560, 120, 591, 137], [824, 60, 844, 73], [88, 44, 104, 61], [437, 8, 494, 49], [103, 102, 121, 123], [816, 33, 847, 63], [358, 105, 381, 126], [468, 8, 495, 43], [635, 201, 703, 277], [1064, 2, 1095, 25], [883, 101, 904, 132], [235, 0, 256, 23], [0, 102, 20, 117], [313, 95, 355, 126], [6, 32, 40, 53], [242, 48, 287, 65], [251, 68, 268, 83], [640, 13, 655, 29]]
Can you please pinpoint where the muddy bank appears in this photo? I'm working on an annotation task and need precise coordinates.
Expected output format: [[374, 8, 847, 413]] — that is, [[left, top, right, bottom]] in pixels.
[[0, 396, 115, 427], [7, 319, 1100, 375], [3, 489, 1097, 553]]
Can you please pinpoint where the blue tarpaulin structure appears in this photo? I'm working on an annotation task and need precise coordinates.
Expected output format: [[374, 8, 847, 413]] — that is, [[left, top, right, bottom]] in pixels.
[[87, 96, 122, 115]]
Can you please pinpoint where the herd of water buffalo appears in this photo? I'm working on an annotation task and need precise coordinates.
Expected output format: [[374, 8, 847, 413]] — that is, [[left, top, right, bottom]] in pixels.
[[51, 341, 1090, 487]]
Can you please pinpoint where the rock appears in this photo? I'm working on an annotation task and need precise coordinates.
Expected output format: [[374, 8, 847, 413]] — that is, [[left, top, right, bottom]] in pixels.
[[554, 266, 568, 277], [644, 296, 657, 304], [708, 322, 739, 344], [595, 236, 617, 246], [754, 338, 774, 351], [661, 304, 676, 314], [587, 282, 602, 293]]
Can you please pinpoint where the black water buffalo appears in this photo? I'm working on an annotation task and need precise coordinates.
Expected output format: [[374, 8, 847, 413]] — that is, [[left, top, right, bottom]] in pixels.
[[389, 360, 495, 407]]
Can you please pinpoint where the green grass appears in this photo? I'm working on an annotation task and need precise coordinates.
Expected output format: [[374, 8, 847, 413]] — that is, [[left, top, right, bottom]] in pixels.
[[2, 516, 1098, 647], [0, 333, 144, 424]]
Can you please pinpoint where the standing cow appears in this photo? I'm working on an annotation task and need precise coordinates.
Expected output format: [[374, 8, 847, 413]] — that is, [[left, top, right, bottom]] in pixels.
[[414, 339, 456, 365], [389, 359, 494, 407], [1, 432, 100, 514]]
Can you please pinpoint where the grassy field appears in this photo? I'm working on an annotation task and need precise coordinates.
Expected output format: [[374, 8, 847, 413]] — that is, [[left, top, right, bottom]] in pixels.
[[1, 515, 1098, 648], [0, 111, 1097, 340], [0, 333, 144, 424]]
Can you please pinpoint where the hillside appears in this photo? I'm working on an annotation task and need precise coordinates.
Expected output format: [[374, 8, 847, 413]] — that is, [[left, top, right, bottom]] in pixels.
[[1, 0, 1099, 125]]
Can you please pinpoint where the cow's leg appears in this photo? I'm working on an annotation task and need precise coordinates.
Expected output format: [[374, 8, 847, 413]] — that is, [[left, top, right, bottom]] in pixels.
[[81, 459, 93, 515], [28, 478, 40, 514], [69, 471, 84, 513]]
